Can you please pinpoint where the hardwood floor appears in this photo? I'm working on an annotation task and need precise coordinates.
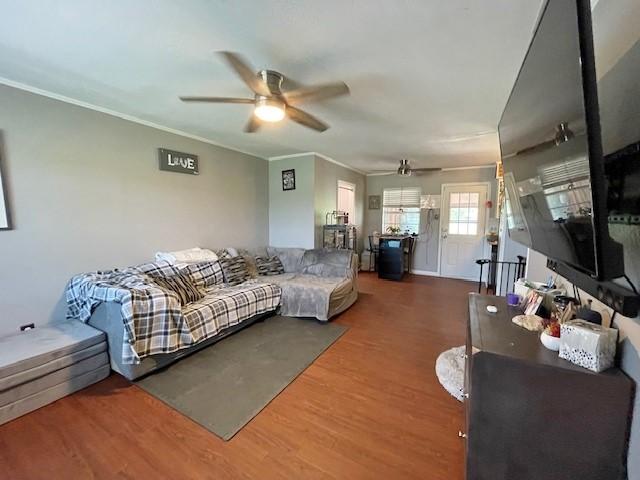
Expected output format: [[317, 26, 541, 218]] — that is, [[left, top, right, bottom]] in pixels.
[[0, 273, 472, 479]]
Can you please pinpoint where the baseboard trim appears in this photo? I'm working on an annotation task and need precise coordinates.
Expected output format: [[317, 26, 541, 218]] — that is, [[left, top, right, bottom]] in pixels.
[[411, 270, 440, 277]]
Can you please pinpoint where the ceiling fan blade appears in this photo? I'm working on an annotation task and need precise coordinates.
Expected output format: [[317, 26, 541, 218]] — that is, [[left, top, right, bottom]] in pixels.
[[517, 138, 556, 156], [179, 96, 254, 104], [283, 82, 350, 105], [244, 115, 261, 133], [411, 168, 442, 172], [218, 51, 271, 97], [286, 106, 329, 132]]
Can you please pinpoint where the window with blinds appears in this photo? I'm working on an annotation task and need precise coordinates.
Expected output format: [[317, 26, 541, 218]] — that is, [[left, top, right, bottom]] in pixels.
[[540, 157, 593, 221], [382, 187, 421, 234]]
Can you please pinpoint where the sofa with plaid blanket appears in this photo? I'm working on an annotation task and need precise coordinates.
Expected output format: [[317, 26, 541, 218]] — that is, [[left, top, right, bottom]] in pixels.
[[67, 247, 357, 380]]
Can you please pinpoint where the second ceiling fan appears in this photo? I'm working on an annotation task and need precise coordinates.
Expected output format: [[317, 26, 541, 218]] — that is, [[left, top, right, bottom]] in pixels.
[[179, 51, 350, 133], [372, 159, 442, 176]]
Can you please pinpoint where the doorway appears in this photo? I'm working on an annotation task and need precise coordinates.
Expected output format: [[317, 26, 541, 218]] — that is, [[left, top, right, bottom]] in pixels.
[[439, 182, 490, 280]]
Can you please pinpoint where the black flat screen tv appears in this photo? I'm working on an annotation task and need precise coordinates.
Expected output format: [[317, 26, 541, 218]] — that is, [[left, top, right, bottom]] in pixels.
[[499, 0, 624, 280]]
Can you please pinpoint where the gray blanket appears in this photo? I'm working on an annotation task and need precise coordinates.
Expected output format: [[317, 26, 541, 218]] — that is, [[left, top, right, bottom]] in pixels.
[[258, 249, 356, 321]]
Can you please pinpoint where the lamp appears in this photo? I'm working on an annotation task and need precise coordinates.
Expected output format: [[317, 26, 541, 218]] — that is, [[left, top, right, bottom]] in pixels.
[[254, 97, 286, 122]]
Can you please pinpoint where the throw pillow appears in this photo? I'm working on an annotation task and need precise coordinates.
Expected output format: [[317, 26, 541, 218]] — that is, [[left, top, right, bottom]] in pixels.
[[184, 261, 224, 288], [219, 256, 250, 286], [150, 272, 203, 306], [255, 256, 285, 276], [266, 247, 305, 272]]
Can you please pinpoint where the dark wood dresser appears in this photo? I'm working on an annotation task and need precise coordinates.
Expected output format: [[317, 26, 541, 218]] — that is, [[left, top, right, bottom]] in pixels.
[[464, 293, 634, 480]]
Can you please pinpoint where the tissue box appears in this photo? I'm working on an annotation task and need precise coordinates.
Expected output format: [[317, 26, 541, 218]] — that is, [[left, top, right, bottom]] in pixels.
[[559, 320, 618, 372]]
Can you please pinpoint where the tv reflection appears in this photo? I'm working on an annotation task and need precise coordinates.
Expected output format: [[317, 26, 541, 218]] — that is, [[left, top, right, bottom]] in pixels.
[[505, 125, 596, 273]]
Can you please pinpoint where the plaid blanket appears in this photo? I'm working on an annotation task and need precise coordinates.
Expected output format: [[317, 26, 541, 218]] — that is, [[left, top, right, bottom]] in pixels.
[[66, 263, 281, 364]]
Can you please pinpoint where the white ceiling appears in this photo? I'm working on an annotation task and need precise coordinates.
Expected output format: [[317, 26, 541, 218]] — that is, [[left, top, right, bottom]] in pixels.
[[0, 0, 549, 172]]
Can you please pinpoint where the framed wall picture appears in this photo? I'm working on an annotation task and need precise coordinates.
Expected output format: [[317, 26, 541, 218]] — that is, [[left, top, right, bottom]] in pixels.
[[0, 137, 11, 230], [282, 169, 296, 191], [368, 195, 381, 210], [158, 148, 199, 175]]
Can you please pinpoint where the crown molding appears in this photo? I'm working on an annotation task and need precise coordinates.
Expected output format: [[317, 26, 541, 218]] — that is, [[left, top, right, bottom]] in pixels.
[[268, 151, 367, 175], [268, 152, 315, 161], [314, 152, 367, 175], [0, 77, 267, 160]]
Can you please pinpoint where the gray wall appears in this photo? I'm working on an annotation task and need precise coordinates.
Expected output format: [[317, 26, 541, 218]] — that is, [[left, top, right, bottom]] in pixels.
[[0, 85, 269, 336], [268, 154, 365, 251], [314, 156, 365, 251], [365, 168, 497, 273], [268, 155, 316, 249]]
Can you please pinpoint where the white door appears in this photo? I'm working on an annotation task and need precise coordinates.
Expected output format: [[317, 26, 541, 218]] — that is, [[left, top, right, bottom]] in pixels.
[[439, 184, 489, 280]]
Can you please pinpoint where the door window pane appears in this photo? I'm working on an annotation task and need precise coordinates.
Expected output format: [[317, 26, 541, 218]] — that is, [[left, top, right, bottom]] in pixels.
[[448, 190, 482, 236]]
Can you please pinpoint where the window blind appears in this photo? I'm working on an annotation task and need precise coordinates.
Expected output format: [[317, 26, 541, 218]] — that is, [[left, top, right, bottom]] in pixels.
[[382, 187, 421, 234], [540, 156, 590, 187], [383, 187, 421, 208]]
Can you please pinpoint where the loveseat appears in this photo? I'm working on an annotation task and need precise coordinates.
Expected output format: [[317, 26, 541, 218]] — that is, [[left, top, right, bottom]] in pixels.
[[68, 247, 357, 380]]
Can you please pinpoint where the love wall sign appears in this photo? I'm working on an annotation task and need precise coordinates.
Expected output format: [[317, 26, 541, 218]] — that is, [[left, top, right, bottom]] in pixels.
[[158, 148, 199, 175]]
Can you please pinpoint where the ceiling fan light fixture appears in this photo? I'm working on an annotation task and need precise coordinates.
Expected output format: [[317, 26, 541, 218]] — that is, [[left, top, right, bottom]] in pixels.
[[254, 97, 286, 122], [397, 158, 412, 176], [554, 122, 574, 146]]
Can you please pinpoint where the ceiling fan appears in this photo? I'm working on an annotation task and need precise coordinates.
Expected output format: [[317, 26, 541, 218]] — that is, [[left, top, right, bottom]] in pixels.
[[179, 51, 350, 133], [372, 159, 442, 176]]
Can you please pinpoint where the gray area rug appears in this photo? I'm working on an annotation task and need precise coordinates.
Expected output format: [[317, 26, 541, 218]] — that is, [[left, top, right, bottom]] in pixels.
[[136, 315, 347, 440]]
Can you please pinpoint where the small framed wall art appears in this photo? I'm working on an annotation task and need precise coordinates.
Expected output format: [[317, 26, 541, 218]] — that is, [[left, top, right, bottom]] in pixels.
[[368, 195, 381, 210], [282, 169, 296, 191]]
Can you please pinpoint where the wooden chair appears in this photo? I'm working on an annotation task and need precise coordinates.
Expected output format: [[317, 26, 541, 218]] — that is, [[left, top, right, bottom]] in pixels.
[[404, 236, 417, 273]]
